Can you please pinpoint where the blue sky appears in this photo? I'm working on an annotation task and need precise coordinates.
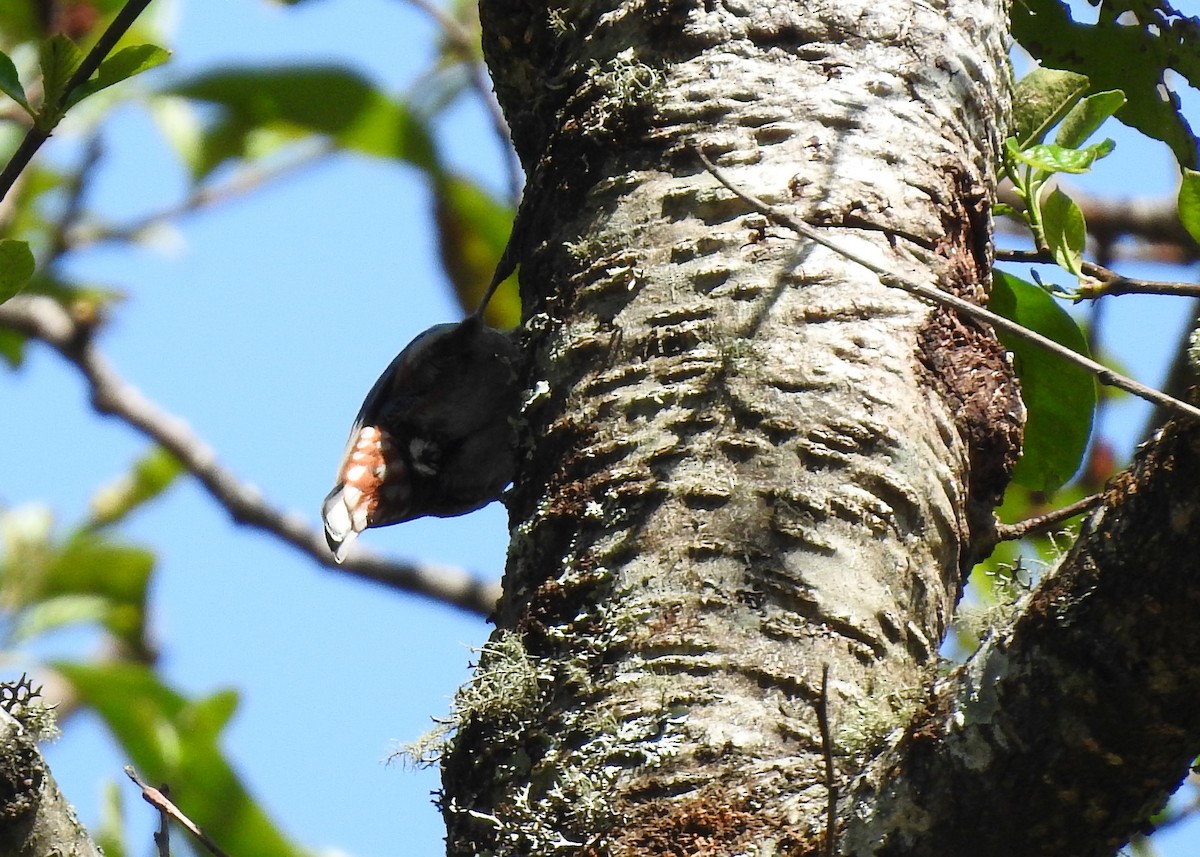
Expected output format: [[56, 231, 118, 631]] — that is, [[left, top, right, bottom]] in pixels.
[[2, 1, 1198, 855], [5, 1, 507, 854]]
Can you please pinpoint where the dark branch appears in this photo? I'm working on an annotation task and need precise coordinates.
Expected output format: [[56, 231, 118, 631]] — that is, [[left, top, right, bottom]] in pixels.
[[846, 417, 1200, 856], [991, 493, 1103, 544]]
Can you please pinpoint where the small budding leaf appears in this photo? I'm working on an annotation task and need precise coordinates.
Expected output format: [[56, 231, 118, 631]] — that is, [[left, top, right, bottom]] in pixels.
[[67, 44, 170, 107], [0, 239, 35, 304], [1012, 67, 1090, 148], [38, 34, 83, 115], [990, 270, 1096, 493], [1007, 139, 1116, 175], [1178, 168, 1200, 246], [1041, 188, 1087, 277], [0, 50, 31, 113]]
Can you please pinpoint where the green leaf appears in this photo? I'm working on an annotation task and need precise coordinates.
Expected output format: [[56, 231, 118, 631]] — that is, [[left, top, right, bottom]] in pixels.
[[1178, 168, 1200, 246], [990, 270, 1096, 492], [1054, 90, 1126, 149], [95, 780, 128, 857], [433, 173, 520, 328], [1012, 67, 1090, 148], [1012, 0, 1200, 170], [67, 44, 170, 106], [1041, 188, 1086, 276], [0, 329, 26, 367], [38, 33, 83, 113], [169, 65, 437, 175], [0, 239, 35, 304], [58, 662, 308, 857], [10, 594, 111, 642], [0, 49, 31, 113], [1006, 138, 1115, 175], [41, 532, 154, 654], [89, 446, 185, 528]]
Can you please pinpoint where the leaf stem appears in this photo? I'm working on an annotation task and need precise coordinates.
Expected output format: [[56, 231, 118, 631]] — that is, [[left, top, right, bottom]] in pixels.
[[0, 0, 155, 203]]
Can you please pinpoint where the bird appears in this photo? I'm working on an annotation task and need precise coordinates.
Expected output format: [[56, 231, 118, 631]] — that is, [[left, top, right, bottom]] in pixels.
[[321, 316, 522, 562]]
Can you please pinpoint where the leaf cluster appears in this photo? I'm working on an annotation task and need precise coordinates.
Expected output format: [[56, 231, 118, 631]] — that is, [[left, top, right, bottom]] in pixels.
[[0, 1, 519, 854]]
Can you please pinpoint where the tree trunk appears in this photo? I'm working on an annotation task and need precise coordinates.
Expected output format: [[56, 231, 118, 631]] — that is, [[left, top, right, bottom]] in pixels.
[[440, 0, 1023, 853]]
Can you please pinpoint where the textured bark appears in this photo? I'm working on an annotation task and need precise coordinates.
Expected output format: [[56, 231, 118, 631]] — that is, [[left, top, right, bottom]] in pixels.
[[441, 1, 1016, 854]]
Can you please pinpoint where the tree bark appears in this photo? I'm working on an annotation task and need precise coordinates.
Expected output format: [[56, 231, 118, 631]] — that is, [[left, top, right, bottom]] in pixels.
[[441, 1, 1023, 854]]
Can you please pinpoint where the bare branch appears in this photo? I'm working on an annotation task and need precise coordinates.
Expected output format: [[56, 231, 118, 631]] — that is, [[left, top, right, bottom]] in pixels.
[[694, 147, 1200, 425], [991, 492, 1103, 545], [125, 767, 232, 857], [995, 248, 1200, 299], [0, 294, 501, 616], [66, 141, 336, 250], [153, 782, 171, 857], [49, 134, 104, 259]]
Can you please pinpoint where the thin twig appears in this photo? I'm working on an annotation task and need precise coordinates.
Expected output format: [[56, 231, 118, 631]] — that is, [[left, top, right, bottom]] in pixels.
[[153, 782, 171, 857], [124, 767, 231, 857], [0, 294, 501, 616], [993, 493, 1103, 544], [403, 0, 522, 204], [694, 147, 1200, 425], [995, 248, 1200, 299], [0, 0, 155, 202], [817, 664, 837, 857], [66, 140, 335, 250], [49, 133, 103, 259]]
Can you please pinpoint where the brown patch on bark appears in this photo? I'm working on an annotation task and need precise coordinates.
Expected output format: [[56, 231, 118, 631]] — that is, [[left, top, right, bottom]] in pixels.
[[597, 791, 811, 857], [917, 170, 1023, 574]]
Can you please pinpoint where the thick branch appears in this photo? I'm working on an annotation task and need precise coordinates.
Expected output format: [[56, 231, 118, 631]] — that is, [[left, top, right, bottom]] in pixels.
[[0, 708, 102, 857], [0, 294, 500, 616], [846, 417, 1200, 856]]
